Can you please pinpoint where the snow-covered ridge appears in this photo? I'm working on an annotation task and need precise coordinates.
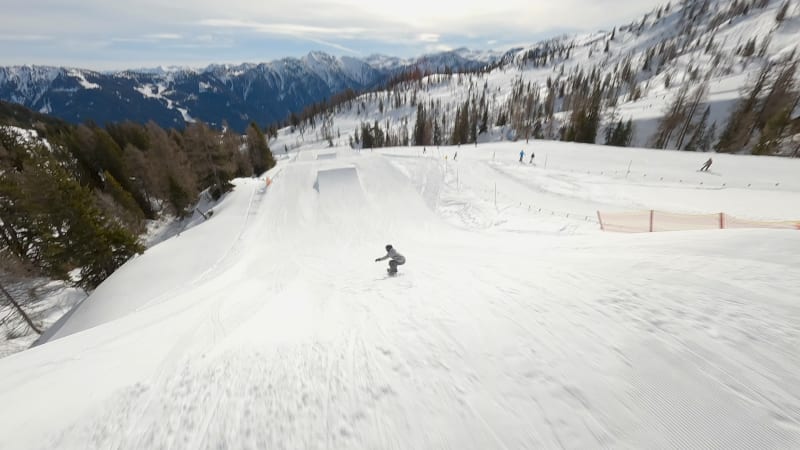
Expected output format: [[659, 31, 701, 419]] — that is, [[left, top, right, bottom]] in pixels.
[[66, 69, 100, 90], [298, 0, 800, 154]]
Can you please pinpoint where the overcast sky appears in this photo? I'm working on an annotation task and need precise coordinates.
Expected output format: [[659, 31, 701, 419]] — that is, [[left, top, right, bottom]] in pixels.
[[1, 0, 666, 70]]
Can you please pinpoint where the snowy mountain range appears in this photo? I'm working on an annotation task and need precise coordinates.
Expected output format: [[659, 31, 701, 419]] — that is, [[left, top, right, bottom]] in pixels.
[[0, 49, 501, 132]]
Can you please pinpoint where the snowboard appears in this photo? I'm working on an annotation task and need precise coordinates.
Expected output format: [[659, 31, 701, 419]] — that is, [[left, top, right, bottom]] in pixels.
[[387, 268, 399, 276]]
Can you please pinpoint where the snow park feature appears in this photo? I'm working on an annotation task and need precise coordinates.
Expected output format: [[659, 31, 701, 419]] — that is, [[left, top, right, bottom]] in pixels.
[[1, 140, 800, 449]]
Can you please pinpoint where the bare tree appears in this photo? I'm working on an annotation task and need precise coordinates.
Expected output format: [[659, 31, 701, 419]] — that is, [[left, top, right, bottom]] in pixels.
[[674, 80, 709, 150], [0, 281, 41, 335], [0, 257, 42, 335], [652, 84, 689, 149]]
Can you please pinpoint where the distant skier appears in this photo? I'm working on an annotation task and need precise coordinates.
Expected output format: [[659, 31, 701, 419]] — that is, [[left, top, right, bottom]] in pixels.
[[700, 157, 713, 172], [519, 149, 525, 162], [529, 151, 535, 164], [453, 151, 458, 161], [375, 244, 405, 275]]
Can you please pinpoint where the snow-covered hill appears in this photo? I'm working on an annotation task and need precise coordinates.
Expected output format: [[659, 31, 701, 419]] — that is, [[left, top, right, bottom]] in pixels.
[[289, 0, 800, 154], [1, 137, 799, 448]]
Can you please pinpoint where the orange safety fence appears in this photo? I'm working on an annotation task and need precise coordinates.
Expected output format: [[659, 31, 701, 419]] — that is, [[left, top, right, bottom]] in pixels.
[[597, 210, 800, 233]]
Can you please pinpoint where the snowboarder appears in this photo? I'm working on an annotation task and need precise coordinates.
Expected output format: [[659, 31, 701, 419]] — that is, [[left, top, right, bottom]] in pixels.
[[375, 244, 405, 275], [700, 157, 713, 172], [529, 151, 535, 164], [453, 151, 458, 161], [519, 149, 525, 162]]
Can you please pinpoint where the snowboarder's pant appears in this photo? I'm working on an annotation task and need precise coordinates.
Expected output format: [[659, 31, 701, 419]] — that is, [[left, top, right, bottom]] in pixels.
[[388, 259, 404, 272], [700, 163, 711, 171]]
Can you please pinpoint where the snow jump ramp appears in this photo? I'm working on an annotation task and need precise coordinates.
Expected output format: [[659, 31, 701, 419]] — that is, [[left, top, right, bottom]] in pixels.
[[314, 166, 367, 214], [316, 152, 337, 160]]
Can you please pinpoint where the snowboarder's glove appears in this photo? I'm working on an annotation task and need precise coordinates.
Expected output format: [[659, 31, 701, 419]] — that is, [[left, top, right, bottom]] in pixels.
[[374, 258, 379, 262]]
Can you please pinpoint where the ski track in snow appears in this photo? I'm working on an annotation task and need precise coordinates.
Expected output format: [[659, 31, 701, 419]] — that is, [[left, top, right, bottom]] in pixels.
[[1, 145, 799, 449]]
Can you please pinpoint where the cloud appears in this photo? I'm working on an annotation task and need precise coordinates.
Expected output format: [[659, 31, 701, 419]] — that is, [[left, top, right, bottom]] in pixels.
[[198, 19, 363, 53], [417, 33, 440, 43], [0, 34, 53, 42], [146, 33, 182, 40], [0, 0, 667, 69], [199, 19, 366, 39], [425, 44, 453, 53]]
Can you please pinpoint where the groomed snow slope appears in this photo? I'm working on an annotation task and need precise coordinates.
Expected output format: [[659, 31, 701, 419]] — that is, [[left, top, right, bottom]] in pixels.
[[1, 142, 799, 449]]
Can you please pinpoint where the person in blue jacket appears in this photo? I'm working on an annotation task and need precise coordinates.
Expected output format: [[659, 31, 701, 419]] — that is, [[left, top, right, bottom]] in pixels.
[[519, 149, 525, 162], [375, 244, 405, 275]]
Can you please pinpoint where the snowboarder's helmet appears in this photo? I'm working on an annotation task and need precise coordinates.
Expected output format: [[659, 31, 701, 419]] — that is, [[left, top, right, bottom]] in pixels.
[[385, 244, 393, 251]]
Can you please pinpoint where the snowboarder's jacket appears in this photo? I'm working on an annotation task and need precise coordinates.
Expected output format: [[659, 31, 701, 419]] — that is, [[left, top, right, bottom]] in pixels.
[[376, 248, 405, 264]]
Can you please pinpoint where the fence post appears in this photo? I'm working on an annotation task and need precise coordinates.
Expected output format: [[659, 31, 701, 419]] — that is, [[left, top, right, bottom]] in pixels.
[[719, 212, 725, 229], [649, 209, 654, 232], [597, 211, 605, 231]]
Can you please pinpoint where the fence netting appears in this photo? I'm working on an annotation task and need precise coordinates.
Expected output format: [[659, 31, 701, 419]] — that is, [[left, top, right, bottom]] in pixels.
[[598, 210, 800, 232]]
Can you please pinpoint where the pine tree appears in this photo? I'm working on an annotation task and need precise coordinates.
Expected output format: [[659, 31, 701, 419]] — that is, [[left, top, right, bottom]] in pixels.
[[703, 122, 717, 151], [674, 82, 709, 150], [652, 84, 690, 148], [0, 140, 143, 289], [144, 122, 197, 217], [684, 106, 710, 151], [717, 57, 797, 153], [624, 119, 634, 146], [566, 83, 603, 144], [433, 117, 442, 146], [605, 118, 634, 147], [753, 107, 791, 155], [776, 1, 790, 23], [183, 122, 233, 199], [413, 103, 433, 146], [361, 122, 373, 149], [246, 123, 276, 175]]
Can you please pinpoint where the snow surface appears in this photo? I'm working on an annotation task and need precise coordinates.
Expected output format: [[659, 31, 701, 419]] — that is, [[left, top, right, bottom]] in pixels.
[[67, 69, 100, 90], [0, 279, 85, 358], [1, 141, 799, 449], [0, 125, 53, 151]]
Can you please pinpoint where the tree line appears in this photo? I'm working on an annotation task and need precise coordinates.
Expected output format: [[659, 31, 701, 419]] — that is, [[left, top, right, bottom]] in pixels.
[[0, 101, 276, 296]]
